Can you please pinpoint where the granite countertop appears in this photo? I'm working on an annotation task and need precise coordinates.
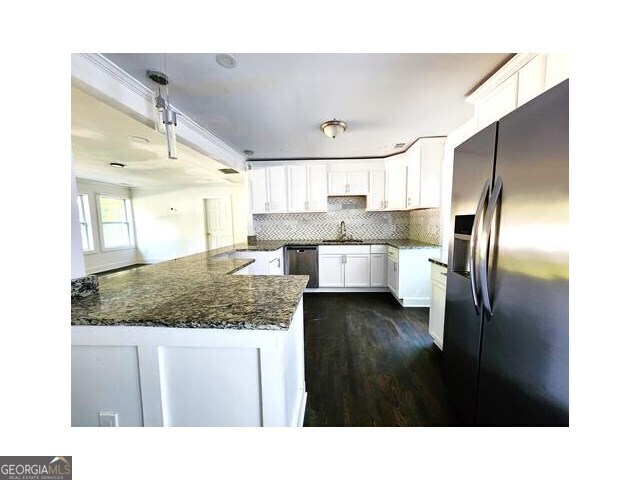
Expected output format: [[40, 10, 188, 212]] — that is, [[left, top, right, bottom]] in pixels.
[[213, 239, 441, 253], [71, 252, 309, 331]]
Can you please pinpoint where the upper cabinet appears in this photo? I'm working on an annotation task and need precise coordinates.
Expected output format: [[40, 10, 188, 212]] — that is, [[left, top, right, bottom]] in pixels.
[[385, 156, 407, 210], [327, 169, 369, 195], [469, 53, 568, 133], [287, 164, 328, 212], [250, 165, 288, 214], [367, 170, 386, 211]]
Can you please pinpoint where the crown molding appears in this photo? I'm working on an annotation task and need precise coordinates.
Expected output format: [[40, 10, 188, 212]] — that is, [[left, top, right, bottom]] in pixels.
[[465, 53, 539, 105], [71, 53, 246, 171]]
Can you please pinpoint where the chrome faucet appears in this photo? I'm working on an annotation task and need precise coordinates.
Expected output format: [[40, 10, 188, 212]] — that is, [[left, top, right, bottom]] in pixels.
[[339, 221, 347, 240]]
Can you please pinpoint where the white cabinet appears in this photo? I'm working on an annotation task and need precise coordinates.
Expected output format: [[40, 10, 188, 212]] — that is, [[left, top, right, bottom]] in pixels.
[[517, 54, 546, 107], [249, 166, 288, 213], [318, 245, 371, 288], [429, 262, 447, 349], [231, 248, 283, 275], [476, 73, 518, 131], [287, 164, 328, 212], [544, 53, 568, 90], [388, 246, 441, 307], [387, 247, 400, 297], [370, 245, 387, 287], [385, 157, 407, 210], [367, 170, 386, 211], [405, 145, 421, 208], [328, 170, 369, 195], [318, 254, 344, 287], [419, 138, 444, 208]]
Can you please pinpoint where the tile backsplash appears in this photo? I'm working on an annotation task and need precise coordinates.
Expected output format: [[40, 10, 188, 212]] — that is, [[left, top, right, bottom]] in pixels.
[[408, 208, 441, 245], [254, 196, 409, 240]]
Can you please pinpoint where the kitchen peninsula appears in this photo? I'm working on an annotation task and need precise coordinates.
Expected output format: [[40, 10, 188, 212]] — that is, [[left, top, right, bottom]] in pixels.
[[71, 247, 309, 427]]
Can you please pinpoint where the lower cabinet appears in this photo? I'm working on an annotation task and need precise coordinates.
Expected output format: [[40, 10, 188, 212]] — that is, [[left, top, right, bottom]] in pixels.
[[388, 246, 441, 307], [231, 248, 283, 275], [318, 245, 371, 287], [429, 262, 447, 349], [370, 246, 387, 287]]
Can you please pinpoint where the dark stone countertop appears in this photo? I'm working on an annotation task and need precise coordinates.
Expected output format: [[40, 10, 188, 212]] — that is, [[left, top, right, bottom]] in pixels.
[[216, 239, 441, 252], [71, 252, 308, 331], [429, 258, 448, 268]]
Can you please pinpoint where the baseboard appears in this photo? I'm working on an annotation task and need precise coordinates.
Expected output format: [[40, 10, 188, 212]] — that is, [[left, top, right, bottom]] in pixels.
[[304, 287, 390, 293]]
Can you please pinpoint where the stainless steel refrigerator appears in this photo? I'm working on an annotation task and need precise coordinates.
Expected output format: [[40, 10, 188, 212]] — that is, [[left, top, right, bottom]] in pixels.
[[443, 80, 569, 426]]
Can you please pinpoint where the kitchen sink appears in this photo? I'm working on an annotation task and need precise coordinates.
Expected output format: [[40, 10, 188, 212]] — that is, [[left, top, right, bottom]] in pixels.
[[321, 239, 364, 244]]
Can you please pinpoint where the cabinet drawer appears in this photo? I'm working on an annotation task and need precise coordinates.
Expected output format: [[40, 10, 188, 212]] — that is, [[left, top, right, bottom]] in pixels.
[[370, 244, 387, 254], [318, 245, 370, 255]]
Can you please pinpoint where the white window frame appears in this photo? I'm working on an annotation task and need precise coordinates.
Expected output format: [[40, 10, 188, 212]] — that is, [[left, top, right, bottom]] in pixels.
[[96, 194, 136, 251], [77, 194, 95, 253]]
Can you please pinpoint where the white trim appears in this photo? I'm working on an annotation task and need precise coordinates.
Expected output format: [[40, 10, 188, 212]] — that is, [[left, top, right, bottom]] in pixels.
[[465, 53, 538, 105], [71, 53, 246, 172]]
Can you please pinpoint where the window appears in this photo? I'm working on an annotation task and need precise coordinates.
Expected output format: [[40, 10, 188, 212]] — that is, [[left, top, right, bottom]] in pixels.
[[98, 195, 135, 249], [77, 194, 94, 251]]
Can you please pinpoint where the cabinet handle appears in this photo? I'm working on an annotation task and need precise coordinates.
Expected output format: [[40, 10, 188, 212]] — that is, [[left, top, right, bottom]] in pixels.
[[385, 200, 388, 208], [408, 197, 411, 206], [346, 184, 350, 193], [440, 272, 447, 276], [305, 201, 309, 210], [265, 202, 268, 211], [380, 200, 384, 209]]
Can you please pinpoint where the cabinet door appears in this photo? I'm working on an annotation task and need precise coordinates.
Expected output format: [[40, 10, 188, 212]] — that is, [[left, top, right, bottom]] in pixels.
[[307, 164, 328, 211], [328, 172, 348, 195], [267, 166, 288, 212], [347, 171, 369, 194], [318, 255, 344, 287], [419, 138, 444, 208], [517, 55, 546, 107], [405, 146, 421, 208], [344, 254, 370, 287], [429, 278, 446, 349], [287, 165, 308, 212], [249, 168, 268, 214], [476, 74, 518, 130], [370, 253, 387, 287], [367, 170, 386, 210], [544, 53, 568, 90], [387, 256, 399, 296], [386, 159, 407, 210]]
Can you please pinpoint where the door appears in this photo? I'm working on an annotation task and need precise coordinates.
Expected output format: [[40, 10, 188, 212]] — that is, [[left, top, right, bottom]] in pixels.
[[267, 165, 288, 212], [370, 253, 387, 287], [327, 172, 348, 195], [318, 255, 344, 287], [344, 254, 370, 287], [307, 164, 328, 211], [475, 80, 569, 426], [249, 168, 268, 213], [287, 165, 307, 211], [385, 158, 406, 210], [368, 171, 386, 210], [205, 197, 234, 250], [442, 122, 497, 425]]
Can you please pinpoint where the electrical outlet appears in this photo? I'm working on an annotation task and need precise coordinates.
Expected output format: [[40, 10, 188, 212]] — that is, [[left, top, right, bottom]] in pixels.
[[98, 412, 118, 427]]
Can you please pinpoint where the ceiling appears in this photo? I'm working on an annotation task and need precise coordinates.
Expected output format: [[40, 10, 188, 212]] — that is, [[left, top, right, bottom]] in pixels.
[[102, 53, 512, 159], [71, 86, 245, 188]]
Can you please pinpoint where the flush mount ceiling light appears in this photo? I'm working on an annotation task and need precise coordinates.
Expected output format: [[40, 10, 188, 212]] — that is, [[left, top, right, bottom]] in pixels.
[[321, 119, 347, 139], [110, 162, 126, 168], [147, 59, 178, 160], [216, 53, 237, 69]]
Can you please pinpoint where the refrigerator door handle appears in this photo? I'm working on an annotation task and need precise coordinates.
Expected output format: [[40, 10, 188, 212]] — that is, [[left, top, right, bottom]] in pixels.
[[479, 176, 503, 315], [470, 180, 491, 314]]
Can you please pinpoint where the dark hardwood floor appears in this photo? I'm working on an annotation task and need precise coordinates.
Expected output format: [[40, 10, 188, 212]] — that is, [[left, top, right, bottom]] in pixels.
[[302, 292, 460, 427]]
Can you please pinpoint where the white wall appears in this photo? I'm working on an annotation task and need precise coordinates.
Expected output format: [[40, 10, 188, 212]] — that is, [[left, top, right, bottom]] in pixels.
[[132, 182, 248, 263], [71, 160, 86, 279], [77, 179, 139, 274]]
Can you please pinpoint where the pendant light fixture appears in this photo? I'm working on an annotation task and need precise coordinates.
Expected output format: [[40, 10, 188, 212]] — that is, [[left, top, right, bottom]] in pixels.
[[147, 55, 178, 159], [321, 119, 347, 139]]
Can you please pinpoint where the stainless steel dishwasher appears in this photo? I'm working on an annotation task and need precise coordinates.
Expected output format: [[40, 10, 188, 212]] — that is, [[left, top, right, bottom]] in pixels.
[[285, 246, 318, 288]]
